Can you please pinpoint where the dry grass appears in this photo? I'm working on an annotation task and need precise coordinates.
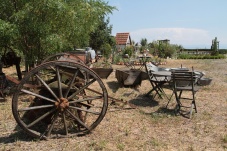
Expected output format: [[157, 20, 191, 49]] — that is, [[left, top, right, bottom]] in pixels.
[[0, 59, 227, 150]]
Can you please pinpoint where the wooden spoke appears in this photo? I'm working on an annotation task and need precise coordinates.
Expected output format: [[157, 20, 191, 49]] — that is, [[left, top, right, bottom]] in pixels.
[[77, 102, 93, 108], [27, 108, 56, 128], [35, 74, 59, 101], [69, 96, 103, 104], [68, 79, 96, 100], [66, 109, 90, 130], [62, 112, 68, 136], [68, 106, 100, 115], [64, 69, 79, 98], [21, 89, 56, 103], [56, 66, 63, 98], [18, 104, 54, 112], [46, 111, 59, 137]]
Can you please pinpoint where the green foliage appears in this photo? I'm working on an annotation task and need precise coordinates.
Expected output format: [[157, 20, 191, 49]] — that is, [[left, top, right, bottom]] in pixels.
[[89, 17, 115, 51], [140, 38, 147, 47], [177, 54, 226, 59], [218, 49, 227, 54], [139, 38, 148, 53], [100, 43, 112, 58], [0, 0, 115, 70], [123, 46, 134, 57], [0, 20, 18, 46], [211, 37, 220, 56], [211, 50, 219, 56], [139, 46, 146, 54], [112, 54, 122, 64], [148, 41, 159, 56], [148, 40, 180, 58]]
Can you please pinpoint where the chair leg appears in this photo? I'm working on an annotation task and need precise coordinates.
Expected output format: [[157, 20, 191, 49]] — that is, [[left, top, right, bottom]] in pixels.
[[179, 90, 183, 100], [174, 104, 181, 115], [192, 92, 197, 113], [192, 100, 197, 113], [176, 92, 182, 106], [173, 90, 182, 110], [146, 82, 163, 99], [187, 92, 198, 119], [189, 103, 194, 119], [146, 82, 159, 96], [165, 91, 174, 108]]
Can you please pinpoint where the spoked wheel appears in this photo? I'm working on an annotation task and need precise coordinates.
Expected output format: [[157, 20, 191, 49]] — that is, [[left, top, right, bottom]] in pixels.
[[12, 61, 108, 139], [42, 53, 85, 65]]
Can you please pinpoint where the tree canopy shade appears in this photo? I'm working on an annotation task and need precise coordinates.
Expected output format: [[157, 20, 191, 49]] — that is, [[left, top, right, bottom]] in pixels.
[[0, 0, 115, 69]]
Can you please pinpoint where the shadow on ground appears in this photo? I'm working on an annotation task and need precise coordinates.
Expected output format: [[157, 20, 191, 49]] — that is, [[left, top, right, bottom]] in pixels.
[[106, 81, 121, 93], [0, 126, 34, 144], [128, 94, 159, 107], [139, 106, 177, 118], [128, 94, 178, 117]]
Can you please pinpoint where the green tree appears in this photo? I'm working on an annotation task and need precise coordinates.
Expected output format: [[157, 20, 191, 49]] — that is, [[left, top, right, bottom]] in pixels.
[[211, 37, 219, 55], [148, 41, 159, 56], [89, 17, 115, 51], [123, 46, 134, 57], [100, 43, 111, 58], [140, 38, 148, 47], [140, 38, 148, 53], [0, 0, 115, 71], [148, 40, 180, 58]]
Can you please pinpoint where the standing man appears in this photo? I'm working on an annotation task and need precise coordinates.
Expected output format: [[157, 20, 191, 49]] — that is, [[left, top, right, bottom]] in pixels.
[[87, 47, 96, 63]]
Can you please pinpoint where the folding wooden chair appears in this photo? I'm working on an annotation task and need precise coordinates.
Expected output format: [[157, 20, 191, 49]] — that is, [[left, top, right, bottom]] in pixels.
[[171, 71, 200, 118], [145, 63, 172, 101]]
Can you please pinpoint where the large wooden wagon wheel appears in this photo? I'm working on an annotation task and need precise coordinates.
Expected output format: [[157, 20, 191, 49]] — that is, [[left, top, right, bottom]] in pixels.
[[12, 61, 108, 139], [41, 52, 85, 65]]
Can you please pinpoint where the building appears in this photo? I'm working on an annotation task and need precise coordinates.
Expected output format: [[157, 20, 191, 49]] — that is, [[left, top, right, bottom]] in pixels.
[[115, 32, 132, 51], [158, 39, 170, 45]]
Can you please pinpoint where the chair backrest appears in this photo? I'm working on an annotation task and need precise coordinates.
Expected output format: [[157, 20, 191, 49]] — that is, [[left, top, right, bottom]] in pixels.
[[171, 71, 197, 88], [145, 63, 169, 82], [145, 63, 157, 81], [145, 62, 158, 72], [145, 62, 169, 72], [170, 68, 189, 72]]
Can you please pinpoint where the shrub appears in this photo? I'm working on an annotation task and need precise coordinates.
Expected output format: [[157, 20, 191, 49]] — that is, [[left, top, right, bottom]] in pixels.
[[123, 46, 134, 57], [177, 54, 226, 59], [100, 43, 112, 58]]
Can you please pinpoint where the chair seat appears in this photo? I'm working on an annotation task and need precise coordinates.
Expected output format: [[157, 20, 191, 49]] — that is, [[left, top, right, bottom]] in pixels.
[[151, 76, 168, 82], [175, 86, 200, 91]]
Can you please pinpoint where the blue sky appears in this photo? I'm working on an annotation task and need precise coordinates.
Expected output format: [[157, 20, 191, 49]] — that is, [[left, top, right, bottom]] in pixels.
[[104, 0, 227, 49]]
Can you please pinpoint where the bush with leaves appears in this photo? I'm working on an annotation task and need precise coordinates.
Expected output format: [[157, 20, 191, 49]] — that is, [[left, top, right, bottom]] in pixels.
[[123, 46, 134, 57], [100, 43, 112, 58], [148, 41, 181, 58], [177, 54, 226, 59]]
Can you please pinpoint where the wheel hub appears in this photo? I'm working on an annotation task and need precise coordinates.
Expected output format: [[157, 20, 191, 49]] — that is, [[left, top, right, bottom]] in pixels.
[[55, 98, 69, 111]]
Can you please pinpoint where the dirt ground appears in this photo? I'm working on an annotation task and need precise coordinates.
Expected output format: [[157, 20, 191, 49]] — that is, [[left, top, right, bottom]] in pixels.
[[0, 59, 227, 151]]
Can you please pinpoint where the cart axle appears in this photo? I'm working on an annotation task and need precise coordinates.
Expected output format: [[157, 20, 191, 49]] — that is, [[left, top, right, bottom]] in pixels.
[[55, 98, 69, 111]]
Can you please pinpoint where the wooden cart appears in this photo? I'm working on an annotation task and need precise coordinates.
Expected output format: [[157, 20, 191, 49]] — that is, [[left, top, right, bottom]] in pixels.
[[8, 52, 142, 139]]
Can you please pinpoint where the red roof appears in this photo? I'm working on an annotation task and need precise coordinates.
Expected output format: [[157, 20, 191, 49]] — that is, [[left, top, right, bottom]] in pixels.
[[115, 33, 130, 45]]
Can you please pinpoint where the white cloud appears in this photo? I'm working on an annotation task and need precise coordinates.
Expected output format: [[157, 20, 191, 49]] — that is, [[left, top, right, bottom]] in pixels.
[[130, 28, 212, 48]]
